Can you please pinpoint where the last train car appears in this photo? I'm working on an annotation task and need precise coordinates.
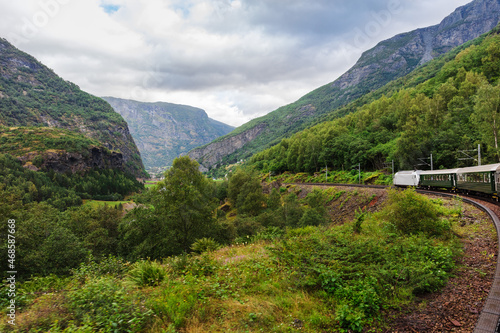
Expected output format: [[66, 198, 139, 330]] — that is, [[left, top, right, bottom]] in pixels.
[[456, 163, 500, 199], [419, 168, 459, 190]]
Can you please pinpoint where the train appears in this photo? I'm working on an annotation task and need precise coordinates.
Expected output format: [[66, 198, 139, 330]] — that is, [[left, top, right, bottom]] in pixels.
[[393, 163, 500, 200]]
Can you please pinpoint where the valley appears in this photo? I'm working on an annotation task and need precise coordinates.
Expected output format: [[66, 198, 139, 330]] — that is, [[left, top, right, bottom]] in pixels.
[[1, 0, 500, 331]]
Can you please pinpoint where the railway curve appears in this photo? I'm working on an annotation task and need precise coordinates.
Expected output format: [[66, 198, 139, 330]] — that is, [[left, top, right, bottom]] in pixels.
[[283, 182, 500, 332]]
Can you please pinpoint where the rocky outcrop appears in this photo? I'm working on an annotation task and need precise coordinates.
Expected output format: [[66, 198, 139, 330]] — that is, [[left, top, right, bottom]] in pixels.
[[191, 0, 500, 170], [17, 147, 123, 174], [332, 0, 500, 94], [188, 123, 268, 170], [102, 97, 234, 169]]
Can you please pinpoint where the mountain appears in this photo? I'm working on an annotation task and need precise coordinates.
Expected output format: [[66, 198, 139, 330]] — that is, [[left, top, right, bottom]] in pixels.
[[249, 25, 500, 174], [189, 0, 500, 171], [102, 97, 234, 170], [0, 38, 146, 177]]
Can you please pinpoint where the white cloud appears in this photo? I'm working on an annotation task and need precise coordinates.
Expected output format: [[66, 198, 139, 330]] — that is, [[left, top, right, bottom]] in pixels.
[[0, 0, 472, 126]]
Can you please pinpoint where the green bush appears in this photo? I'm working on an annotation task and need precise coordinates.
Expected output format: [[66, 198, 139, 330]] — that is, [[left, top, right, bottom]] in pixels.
[[191, 237, 221, 253], [127, 260, 166, 287], [271, 213, 459, 331], [251, 226, 285, 241], [380, 188, 451, 237], [165, 253, 219, 277], [283, 193, 304, 227], [233, 216, 263, 238], [228, 168, 266, 216], [67, 277, 152, 331], [353, 208, 366, 234], [71, 255, 128, 283], [299, 208, 327, 227], [184, 253, 219, 277]]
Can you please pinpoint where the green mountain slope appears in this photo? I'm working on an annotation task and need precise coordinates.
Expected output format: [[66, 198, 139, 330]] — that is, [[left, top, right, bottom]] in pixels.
[[249, 26, 500, 173], [189, 0, 500, 171], [102, 97, 234, 170], [0, 38, 146, 177]]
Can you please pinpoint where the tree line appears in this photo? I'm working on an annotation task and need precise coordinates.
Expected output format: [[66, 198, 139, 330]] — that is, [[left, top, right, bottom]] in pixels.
[[249, 30, 500, 173], [0, 155, 331, 279]]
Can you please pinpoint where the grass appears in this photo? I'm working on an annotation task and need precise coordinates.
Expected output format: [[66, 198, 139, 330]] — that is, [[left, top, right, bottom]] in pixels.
[[83, 199, 132, 209], [271, 170, 393, 185], [144, 180, 159, 189], [0, 189, 483, 332]]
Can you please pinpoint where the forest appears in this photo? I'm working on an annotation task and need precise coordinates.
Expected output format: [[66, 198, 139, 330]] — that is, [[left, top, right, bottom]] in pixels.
[[1, 154, 488, 332]]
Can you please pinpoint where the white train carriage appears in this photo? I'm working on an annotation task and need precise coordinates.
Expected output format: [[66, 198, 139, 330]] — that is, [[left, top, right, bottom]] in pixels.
[[393, 170, 421, 187]]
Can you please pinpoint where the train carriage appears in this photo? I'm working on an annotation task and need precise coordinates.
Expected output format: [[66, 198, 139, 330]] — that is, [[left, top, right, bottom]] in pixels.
[[419, 169, 459, 190], [393, 163, 500, 200], [393, 170, 421, 187], [456, 163, 500, 197]]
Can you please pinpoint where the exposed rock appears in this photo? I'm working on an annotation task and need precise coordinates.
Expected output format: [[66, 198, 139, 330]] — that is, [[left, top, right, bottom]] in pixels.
[[333, 0, 500, 92], [102, 97, 234, 169], [188, 123, 268, 169], [17, 147, 123, 174]]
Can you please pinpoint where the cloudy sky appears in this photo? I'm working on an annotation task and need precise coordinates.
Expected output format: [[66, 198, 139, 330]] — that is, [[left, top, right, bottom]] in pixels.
[[0, 0, 472, 127]]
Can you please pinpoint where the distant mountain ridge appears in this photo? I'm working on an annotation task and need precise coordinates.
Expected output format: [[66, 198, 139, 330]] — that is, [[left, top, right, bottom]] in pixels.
[[0, 38, 146, 177], [102, 97, 234, 170], [189, 0, 500, 171]]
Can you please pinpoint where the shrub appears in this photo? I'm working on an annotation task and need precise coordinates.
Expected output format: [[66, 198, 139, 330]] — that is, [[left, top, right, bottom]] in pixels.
[[299, 208, 327, 227], [191, 237, 221, 253], [283, 193, 304, 227], [251, 226, 285, 241], [267, 187, 282, 210], [165, 253, 190, 274], [71, 255, 128, 283], [164, 253, 218, 277], [184, 253, 219, 276], [67, 277, 152, 331], [380, 188, 450, 237], [353, 208, 366, 234], [257, 210, 285, 228], [127, 260, 167, 287], [233, 216, 263, 238], [228, 168, 266, 216]]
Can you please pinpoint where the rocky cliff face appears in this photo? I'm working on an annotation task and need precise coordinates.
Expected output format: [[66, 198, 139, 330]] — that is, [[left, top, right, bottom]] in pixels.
[[188, 123, 268, 172], [0, 38, 146, 177], [19, 147, 123, 174], [190, 0, 500, 171], [102, 97, 234, 169], [333, 0, 500, 93]]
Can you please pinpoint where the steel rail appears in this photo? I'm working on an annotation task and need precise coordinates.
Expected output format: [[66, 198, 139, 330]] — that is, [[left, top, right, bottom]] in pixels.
[[282, 182, 500, 332]]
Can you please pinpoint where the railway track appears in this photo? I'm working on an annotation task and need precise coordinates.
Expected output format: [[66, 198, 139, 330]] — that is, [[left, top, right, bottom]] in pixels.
[[283, 182, 500, 332]]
